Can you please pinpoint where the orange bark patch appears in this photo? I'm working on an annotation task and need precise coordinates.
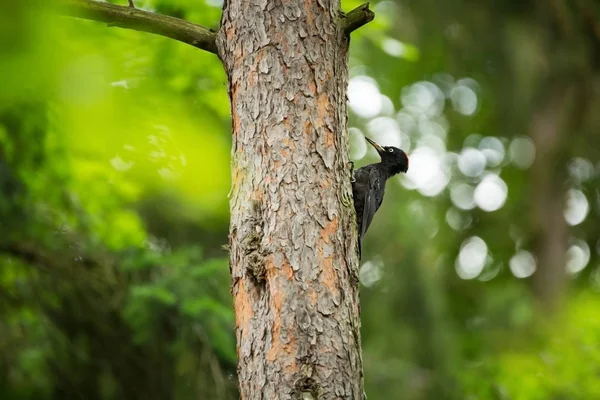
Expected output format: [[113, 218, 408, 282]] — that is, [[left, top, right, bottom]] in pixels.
[[266, 284, 296, 361], [248, 71, 258, 86], [232, 112, 241, 135], [234, 279, 253, 341], [316, 92, 335, 148], [324, 132, 335, 147], [282, 257, 294, 279], [231, 82, 240, 134], [277, 148, 290, 170], [281, 137, 296, 153], [265, 254, 294, 282], [308, 80, 316, 96], [320, 217, 340, 296], [316, 92, 329, 113], [266, 256, 297, 371], [303, 120, 314, 140], [320, 254, 337, 295], [253, 187, 265, 203], [226, 26, 235, 42], [304, 0, 314, 29], [320, 216, 338, 244], [307, 287, 317, 305], [273, 147, 289, 170]]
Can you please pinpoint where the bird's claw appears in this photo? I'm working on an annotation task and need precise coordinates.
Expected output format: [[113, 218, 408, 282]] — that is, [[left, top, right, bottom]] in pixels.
[[340, 189, 353, 208], [341, 161, 355, 207], [341, 193, 352, 207]]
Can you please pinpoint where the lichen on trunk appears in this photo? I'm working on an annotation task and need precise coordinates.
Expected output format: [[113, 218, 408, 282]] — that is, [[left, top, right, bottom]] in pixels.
[[217, 0, 362, 398]]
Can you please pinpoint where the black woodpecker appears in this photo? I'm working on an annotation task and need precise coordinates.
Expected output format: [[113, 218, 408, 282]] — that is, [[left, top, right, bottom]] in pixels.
[[351, 137, 409, 258]]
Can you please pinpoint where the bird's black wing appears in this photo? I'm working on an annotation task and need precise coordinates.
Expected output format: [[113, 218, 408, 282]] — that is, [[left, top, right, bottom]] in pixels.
[[352, 166, 385, 258], [359, 167, 384, 240]]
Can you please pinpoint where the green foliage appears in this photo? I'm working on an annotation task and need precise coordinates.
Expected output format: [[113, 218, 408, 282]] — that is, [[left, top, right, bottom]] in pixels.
[[0, 1, 236, 398], [122, 248, 235, 361], [460, 292, 600, 400]]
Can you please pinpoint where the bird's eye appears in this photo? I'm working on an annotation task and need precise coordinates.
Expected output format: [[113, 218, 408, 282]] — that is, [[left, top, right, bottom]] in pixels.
[[388, 148, 394, 153]]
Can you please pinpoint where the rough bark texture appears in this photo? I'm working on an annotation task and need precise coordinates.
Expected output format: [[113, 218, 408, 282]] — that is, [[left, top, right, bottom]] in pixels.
[[217, 1, 362, 399]]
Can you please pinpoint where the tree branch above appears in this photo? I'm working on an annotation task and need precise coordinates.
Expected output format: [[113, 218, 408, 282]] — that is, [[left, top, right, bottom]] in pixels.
[[55, 0, 218, 54], [343, 3, 375, 35]]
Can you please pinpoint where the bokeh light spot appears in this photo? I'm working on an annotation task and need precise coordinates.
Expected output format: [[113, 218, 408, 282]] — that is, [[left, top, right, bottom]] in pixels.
[[568, 157, 595, 184], [367, 117, 401, 148], [450, 85, 478, 115], [509, 137, 536, 169], [403, 146, 449, 197], [509, 250, 536, 278], [349, 128, 367, 160], [566, 239, 590, 274], [446, 208, 472, 231], [396, 110, 416, 134], [379, 95, 396, 116], [417, 132, 446, 154], [418, 118, 447, 140], [479, 137, 505, 167], [401, 81, 445, 116], [450, 183, 476, 210], [349, 76, 382, 118], [458, 147, 486, 177], [564, 189, 589, 226], [360, 258, 384, 287], [381, 38, 410, 58], [456, 236, 488, 280], [110, 155, 134, 171], [474, 174, 508, 212]]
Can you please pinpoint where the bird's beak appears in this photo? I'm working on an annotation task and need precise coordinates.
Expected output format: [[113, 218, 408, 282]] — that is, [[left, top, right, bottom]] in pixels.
[[365, 137, 385, 153]]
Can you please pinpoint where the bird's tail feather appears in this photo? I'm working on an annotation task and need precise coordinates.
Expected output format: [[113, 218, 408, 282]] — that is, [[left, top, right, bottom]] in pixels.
[[357, 237, 362, 260]]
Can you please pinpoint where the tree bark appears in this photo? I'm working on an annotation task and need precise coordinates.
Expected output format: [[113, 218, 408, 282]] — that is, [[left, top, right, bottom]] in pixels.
[[217, 1, 363, 399]]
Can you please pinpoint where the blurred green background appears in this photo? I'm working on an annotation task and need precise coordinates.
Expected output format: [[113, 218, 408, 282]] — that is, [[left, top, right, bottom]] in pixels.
[[1, 0, 599, 399]]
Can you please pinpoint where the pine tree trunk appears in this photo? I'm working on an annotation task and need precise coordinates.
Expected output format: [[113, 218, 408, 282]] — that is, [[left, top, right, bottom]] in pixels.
[[217, 1, 363, 398]]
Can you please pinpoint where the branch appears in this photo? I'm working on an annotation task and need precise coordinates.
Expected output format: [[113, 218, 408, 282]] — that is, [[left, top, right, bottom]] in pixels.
[[343, 3, 375, 35], [54, 0, 218, 54], [0, 242, 98, 270]]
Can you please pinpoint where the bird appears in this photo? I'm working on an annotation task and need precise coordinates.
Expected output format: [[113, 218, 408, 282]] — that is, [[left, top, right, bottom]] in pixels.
[[351, 137, 409, 258]]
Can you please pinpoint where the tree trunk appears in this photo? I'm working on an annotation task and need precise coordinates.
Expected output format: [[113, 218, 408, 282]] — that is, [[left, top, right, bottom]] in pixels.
[[217, 1, 363, 398], [529, 84, 572, 312], [529, 76, 593, 312]]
